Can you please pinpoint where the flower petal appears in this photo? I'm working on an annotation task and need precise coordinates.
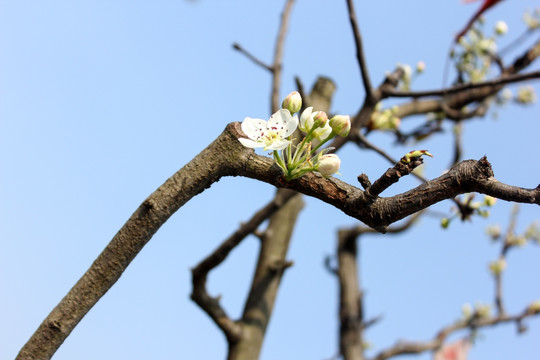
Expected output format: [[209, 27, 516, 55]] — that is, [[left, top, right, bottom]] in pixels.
[[282, 114, 298, 137], [264, 139, 290, 151], [267, 109, 289, 132], [313, 122, 333, 140], [239, 137, 263, 148], [241, 117, 268, 141], [268, 109, 298, 137], [299, 107, 314, 132]]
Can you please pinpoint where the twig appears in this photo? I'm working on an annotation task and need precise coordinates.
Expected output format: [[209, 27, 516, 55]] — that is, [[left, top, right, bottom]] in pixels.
[[232, 43, 273, 72], [382, 69, 540, 98], [369, 307, 540, 360], [345, 0, 374, 103], [271, 0, 296, 113]]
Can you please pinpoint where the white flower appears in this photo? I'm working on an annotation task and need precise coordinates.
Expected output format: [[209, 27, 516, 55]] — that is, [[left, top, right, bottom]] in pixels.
[[317, 154, 341, 177], [282, 91, 302, 114], [495, 21, 508, 35], [299, 107, 332, 140], [516, 86, 537, 104], [239, 109, 298, 151], [416, 61, 426, 73]]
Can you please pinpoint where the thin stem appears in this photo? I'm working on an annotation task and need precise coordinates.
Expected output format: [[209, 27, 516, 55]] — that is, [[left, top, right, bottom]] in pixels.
[[271, 0, 296, 113], [345, 0, 374, 102]]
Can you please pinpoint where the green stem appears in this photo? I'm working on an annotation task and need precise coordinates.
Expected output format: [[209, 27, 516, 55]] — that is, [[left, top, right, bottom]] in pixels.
[[311, 131, 337, 153], [273, 150, 288, 175]]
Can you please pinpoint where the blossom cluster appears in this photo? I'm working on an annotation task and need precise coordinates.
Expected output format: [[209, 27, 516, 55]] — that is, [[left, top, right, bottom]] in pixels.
[[239, 91, 351, 181], [452, 19, 508, 83]]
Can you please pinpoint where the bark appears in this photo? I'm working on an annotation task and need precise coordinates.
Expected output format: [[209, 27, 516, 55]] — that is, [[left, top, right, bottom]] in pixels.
[[227, 190, 303, 360], [338, 231, 364, 360]]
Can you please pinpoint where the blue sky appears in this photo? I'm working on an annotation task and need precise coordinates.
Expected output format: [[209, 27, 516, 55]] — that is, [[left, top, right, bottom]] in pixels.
[[1, 1, 539, 359]]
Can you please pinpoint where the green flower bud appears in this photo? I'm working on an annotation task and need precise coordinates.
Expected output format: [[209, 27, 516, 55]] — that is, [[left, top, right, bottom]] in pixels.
[[441, 218, 450, 229], [282, 91, 302, 114], [488, 259, 506, 276], [312, 111, 328, 129], [329, 115, 351, 137]]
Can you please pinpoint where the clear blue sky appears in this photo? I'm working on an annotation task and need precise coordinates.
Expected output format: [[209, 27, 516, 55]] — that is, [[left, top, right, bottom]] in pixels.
[[1, 1, 539, 359]]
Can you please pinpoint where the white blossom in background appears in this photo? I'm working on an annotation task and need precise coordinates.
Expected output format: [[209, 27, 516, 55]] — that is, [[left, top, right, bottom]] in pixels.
[[495, 20, 508, 35], [515, 85, 537, 104]]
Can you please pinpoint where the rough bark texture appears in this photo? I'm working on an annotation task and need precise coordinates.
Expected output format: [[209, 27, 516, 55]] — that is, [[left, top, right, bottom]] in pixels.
[[227, 190, 303, 360], [338, 231, 364, 360]]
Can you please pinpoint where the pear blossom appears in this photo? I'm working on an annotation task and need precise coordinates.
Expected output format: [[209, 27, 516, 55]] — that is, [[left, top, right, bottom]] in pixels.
[[317, 154, 341, 178], [329, 115, 351, 137], [495, 20, 508, 35], [239, 109, 298, 151], [282, 91, 302, 114], [488, 258, 506, 275], [299, 107, 332, 140]]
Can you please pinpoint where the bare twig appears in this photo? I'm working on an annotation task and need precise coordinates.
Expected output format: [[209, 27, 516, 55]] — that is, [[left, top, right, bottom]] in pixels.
[[271, 0, 296, 113], [369, 307, 540, 360], [232, 43, 273, 72], [383, 69, 540, 98], [345, 0, 375, 103]]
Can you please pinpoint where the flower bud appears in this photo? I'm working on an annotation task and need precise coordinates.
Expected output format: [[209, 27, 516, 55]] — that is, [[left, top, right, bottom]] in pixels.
[[401, 150, 433, 163], [528, 300, 540, 314], [416, 61, 426, 73], [485, 224, 501, 241], [475, 303, 491, 319], [329, 115, 351, 137], [317, 154, 341, 178], [483, 195, 497, 207], [462, 303, 472, 320], [495, 21, 508, 35], [441, 217, 450, 229], [312, 111, 328, 129], [488, 259, 506, 276], [516, 86, 536, 104], [282, 91, 302, 114]]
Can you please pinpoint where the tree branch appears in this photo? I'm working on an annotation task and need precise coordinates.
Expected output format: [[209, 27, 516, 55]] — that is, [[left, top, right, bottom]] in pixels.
[[18, 121, 540, 359], [345, 0, 375, 102], [369, 307, 540, 360], [191, 189, 297, 342], [270, 0, 295, 113], [382, 69, 540, 98]]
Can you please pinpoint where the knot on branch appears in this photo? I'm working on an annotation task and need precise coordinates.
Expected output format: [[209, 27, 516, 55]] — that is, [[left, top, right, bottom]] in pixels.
[[269, 259, 294, 273]]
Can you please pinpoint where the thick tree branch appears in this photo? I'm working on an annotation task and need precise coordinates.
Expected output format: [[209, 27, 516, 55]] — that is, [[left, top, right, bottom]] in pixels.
[[191, 190, 297, 343], [233, 123, 539, 229], [19, 121, 539, 359], [336, 213, 420, 360], [16, 125, 246, 360]]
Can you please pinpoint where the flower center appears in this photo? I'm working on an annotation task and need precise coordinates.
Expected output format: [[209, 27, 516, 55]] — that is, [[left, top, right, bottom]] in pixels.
[[264, 130, 281, 145]]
